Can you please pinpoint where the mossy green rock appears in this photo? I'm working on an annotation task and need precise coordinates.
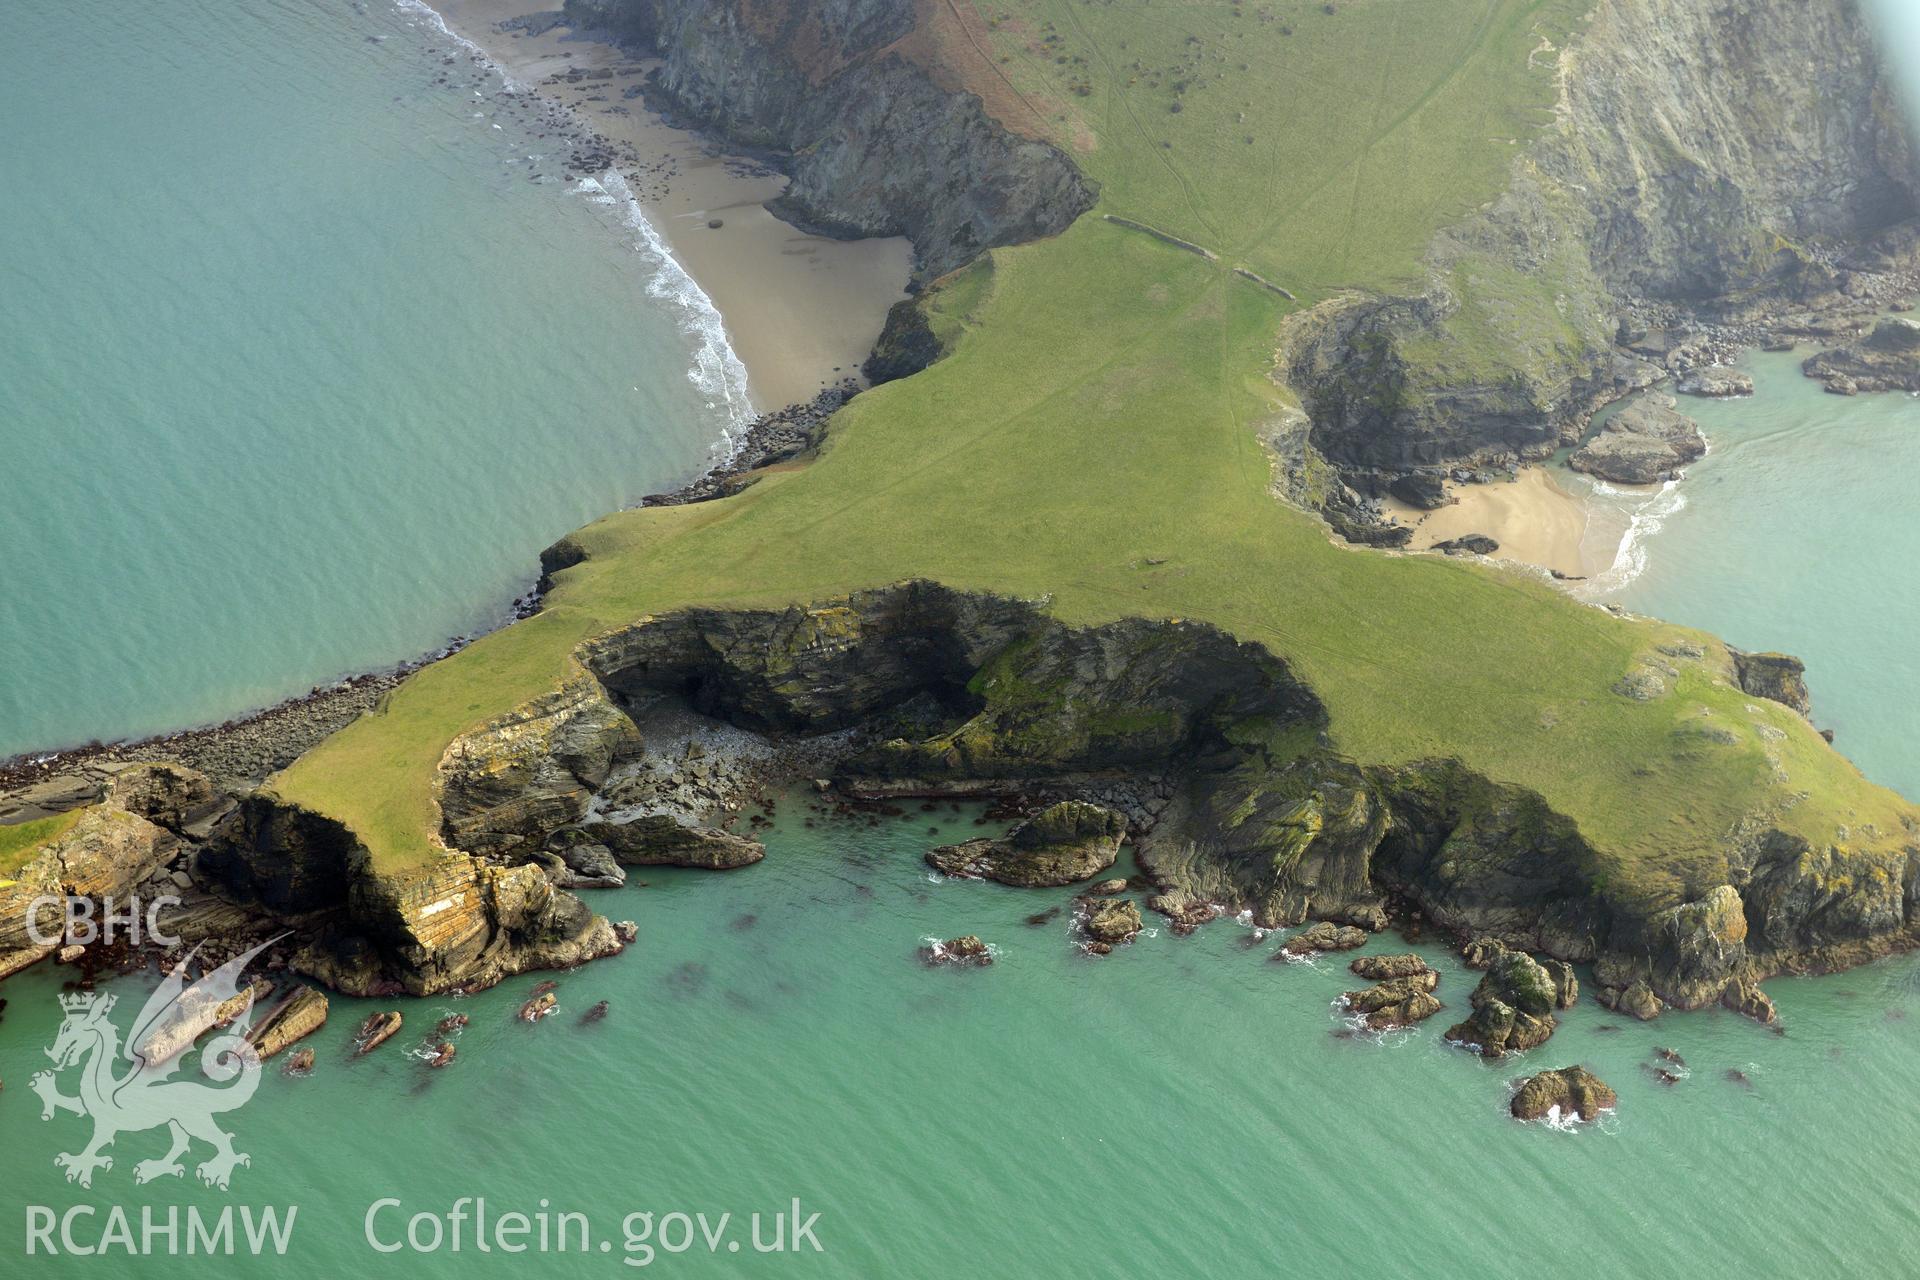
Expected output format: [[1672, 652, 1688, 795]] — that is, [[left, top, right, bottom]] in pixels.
[[926, 800, 1125, 887]]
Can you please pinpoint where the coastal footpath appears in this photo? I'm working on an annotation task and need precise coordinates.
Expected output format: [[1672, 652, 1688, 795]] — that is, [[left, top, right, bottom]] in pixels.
[[6, 0, 1920, 1036]]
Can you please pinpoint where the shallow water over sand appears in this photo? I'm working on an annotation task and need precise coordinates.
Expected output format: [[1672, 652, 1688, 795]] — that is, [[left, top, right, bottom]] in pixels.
[[0, 0, 742, 758]]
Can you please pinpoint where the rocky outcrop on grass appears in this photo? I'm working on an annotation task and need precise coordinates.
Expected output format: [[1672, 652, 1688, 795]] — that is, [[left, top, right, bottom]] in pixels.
[[1732, 650, 1813, 717]]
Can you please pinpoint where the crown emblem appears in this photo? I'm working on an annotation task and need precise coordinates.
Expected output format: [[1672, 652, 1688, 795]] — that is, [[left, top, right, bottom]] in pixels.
[[58, 992, 109, 1014]]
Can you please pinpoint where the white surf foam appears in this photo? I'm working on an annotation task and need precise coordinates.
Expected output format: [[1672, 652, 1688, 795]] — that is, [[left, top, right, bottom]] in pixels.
[[577, 170, 758, 459], [1578, 477, 1687, 597], [391, 0, 529, 93]]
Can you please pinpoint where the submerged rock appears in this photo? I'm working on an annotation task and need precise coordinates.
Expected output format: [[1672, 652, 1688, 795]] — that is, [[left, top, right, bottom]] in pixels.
[[520, 991, 558, 1022], [1510, 1066, 1617, 1122], [426, 1041, 456, 1069], [353, 1011, 403, 1057], [925, 801, 1125, 887], [1568, 396, 1706, 485], [284, 1048, 315, 1075], [435, 1012, 469, 1037]]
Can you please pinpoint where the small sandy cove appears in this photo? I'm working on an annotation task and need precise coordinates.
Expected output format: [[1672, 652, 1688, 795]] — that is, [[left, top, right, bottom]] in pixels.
[[1382, 467, 1613, 581], [434, 0, 912, 411]]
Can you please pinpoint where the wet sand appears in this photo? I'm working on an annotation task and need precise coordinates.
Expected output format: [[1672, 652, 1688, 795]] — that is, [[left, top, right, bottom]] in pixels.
[[432, 0, 913, 411], [1383, 466, 1608, 580]]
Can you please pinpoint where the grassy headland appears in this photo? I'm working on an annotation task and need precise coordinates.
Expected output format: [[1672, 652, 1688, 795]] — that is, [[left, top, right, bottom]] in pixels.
[[276, 0, 1912, 898]]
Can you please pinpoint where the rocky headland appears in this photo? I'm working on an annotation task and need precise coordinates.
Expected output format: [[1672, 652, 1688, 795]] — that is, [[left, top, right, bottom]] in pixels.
[[1270, 0, 1920, 545]]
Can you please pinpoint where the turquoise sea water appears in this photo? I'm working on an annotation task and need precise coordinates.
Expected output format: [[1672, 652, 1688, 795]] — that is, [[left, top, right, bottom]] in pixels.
[[1576, 351, 1920, 800], [9, 2, 1920, 1277], [7, 793, 1920, 1276], [0, 0, 748, 758]]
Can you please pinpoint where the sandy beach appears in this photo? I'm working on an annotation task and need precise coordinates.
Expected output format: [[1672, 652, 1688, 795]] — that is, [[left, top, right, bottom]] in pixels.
[[1382, 466, 1612, 581], [431, 0, 912, 411]]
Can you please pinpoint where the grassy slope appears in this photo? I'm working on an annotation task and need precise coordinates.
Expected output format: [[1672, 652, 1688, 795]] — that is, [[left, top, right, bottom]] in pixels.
[[0, 809, 80, 879], [276, 0, 1911, 896]]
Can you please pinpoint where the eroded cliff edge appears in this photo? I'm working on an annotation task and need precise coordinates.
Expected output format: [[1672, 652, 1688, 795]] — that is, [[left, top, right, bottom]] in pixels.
[[1272, 0, 1920, 539], [564, 0, 1095, 280], [215, 581, 1916, 1019]]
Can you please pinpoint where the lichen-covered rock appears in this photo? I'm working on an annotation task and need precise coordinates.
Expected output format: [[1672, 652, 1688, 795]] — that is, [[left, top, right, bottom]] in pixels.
[[921, 935, 992, 966], [1598, 979, 1664, 1021], [107, 762, 218, 832], [1350, 953, 1433, 981], [1596, 884, 1748, 1011], [1445, 942, 1560, 1055], [0, 805, 179, 950], [1541, 958, 1580, 1010], [300, 850, 624, 998], [1082, 899, 1143, 950], [1732, 650, 1812, 717], [1148, 755, 1389, 930], [586, 815, 764, 869], [1281, 921, 1370, 956], [1568, 396, 1707, 485], [437, 677, 642, 860], [1510, 1066, 1617, 1122], [1343, 971, 1443, 1029], [925, 801, 1125, 887]]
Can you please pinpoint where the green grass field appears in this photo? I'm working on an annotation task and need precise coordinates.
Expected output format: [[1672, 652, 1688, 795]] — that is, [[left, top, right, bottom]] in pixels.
[[0, 809, 79, 879], [275, 0, 1914, 892]]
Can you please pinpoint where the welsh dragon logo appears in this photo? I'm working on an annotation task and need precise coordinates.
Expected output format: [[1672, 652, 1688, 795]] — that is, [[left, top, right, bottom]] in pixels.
[[30, 938, 281, 1190]]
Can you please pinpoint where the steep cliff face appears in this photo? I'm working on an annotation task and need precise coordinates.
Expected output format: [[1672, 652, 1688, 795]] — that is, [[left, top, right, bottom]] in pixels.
[[383, 581, 1920, 1017], [1283, 0, 1918, 496], [566, 0, 1094, 278], [199, 797, 623, 997]]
